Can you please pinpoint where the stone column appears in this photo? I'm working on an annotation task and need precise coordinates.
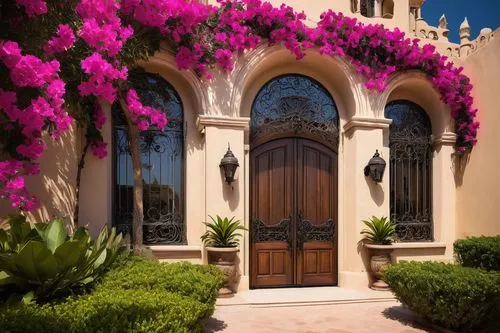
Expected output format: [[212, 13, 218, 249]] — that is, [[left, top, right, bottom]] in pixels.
[[340, 117, 392, 289], [353, 0, 361, 13], [432, 133, 457, 261], [374, 0, 383, 17], [197, 115, 251, 290]]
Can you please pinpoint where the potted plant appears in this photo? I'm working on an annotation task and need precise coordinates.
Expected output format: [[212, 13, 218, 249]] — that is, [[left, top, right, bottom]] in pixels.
[[360, 216, 396, 290], [201, 215, 247, 297]]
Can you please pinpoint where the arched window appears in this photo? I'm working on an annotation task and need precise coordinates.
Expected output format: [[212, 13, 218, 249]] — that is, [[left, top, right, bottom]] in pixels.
[[361, 0, 375, 18], [382, 0, 394, 19], [113, 71, 185, 244], [385, 100, 432, 242]]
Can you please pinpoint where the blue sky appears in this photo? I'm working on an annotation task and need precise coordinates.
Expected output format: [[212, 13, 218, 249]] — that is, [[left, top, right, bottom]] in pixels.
[[422, 0, 500, 43]]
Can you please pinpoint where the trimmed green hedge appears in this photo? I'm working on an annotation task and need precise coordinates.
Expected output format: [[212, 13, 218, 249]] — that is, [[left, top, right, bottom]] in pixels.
[[0, 289, 208, 333], [98, 254, 223, 305], [454, 235, 500, 271], [0, 255, 223, 333], [384, 261, 500, 331]]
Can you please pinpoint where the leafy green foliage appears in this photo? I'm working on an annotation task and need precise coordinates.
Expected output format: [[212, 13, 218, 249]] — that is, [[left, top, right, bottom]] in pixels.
[[360, 216, 396, 245], [201, 215, 247, 247], [0, 215, 123, 302], [0, 254, 223, 333], [454, 235, 500, 271], [384, 261, 500, 331], [97, 254, 223, 305], [0, 288, 209, 333]]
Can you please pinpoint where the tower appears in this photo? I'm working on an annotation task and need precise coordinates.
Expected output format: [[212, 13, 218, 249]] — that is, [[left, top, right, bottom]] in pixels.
[[459, 17, 472, 57]]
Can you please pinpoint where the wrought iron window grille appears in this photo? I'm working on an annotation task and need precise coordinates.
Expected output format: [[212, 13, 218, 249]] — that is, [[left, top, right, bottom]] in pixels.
[[385, 100, 433, 242], [112, 72, 186, 244]]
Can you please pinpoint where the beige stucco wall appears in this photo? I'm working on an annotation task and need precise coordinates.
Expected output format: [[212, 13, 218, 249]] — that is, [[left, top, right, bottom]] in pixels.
[[206, 0, 409, 31], [0, 126, 78, 229], [456, 30, 500, 238], [2, 0, 498, 292]]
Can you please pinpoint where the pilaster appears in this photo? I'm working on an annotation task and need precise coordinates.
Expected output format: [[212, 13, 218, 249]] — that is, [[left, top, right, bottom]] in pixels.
[[197, 115, 251, 290]]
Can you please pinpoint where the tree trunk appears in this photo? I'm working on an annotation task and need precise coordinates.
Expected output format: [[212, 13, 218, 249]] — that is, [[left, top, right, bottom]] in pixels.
[[118, 98, 144, 249], [74, 139, 90, 228]]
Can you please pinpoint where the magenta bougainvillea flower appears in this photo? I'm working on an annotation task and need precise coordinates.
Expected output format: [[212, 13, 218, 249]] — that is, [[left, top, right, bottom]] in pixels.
[[0, 0, 480, 211]]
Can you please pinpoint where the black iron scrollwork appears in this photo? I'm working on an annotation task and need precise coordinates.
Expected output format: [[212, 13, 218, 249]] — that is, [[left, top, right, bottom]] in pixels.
[[250, 75, 339, 148], [296, 211, 336, 250], [385, 100, 433, 242], [112, 72, 186, 245], [252, 217, 292, 248]]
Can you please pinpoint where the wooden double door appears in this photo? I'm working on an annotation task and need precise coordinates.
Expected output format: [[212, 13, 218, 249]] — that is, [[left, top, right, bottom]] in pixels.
[[250, 138, 338, 288]]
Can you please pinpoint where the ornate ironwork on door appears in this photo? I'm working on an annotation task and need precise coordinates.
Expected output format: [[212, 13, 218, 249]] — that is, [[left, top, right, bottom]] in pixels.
[[113, 71, 185, 244], [250, 75, 339, 148], [296, 212, 336, 250], [385, 100, 433, 241], [252, 218, 292, 248]]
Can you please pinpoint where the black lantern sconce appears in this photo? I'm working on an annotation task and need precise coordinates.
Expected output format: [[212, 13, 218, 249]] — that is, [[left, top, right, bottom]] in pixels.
[[364, 150, 386, 183], [220, 143, 239, 185]]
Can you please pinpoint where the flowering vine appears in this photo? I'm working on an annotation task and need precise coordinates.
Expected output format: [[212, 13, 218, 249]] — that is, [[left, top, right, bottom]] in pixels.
[[0, 0, 479, 211]]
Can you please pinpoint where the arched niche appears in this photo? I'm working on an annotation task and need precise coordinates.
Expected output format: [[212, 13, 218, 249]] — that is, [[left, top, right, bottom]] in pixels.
[[234, 45, 363, 126], [382, 0, 394, 18], [378, 71, 453, 138]]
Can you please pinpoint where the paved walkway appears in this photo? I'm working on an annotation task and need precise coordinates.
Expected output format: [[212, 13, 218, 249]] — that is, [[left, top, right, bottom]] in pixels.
[[204, 301, 433, 333]]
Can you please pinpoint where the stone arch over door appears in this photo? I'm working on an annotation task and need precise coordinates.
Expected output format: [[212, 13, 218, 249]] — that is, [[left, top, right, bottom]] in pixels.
[[249, 74, 339, 288]]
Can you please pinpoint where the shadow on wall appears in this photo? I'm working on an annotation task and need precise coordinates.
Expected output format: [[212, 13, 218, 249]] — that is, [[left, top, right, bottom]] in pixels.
[[221, 167, 240, 212], [357, 240, 375, 287], [0, 129, 78, 229], [366, 177, 385, 207], [452, 151, 469, 187]]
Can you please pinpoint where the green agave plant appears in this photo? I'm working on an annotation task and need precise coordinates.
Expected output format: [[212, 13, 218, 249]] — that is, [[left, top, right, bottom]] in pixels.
[[360, 216, 397, 245], [0, 214, 123, 302], [201, 215, 247, 248]]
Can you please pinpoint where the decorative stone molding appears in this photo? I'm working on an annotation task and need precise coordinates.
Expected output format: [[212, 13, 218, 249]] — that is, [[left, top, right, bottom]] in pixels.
[[433, 132, 457, 147], [144, 50, 210, 114], [343, 117, 392, 134], [365, 242, 447, 250], [196, 115, 250, 133], [415, 14, 495, 59], [470, 28, 495, 56], [147, 245, 202, 260], [416, 17, 451, 42]]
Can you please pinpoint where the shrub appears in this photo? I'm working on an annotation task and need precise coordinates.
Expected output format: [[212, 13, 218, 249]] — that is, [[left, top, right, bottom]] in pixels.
[[0, 288, 209, 333], [0, 255, 223, 332], [384, 261, 500, 331], [98, 254, 223, 305], [454, 235, 500, 271], [0, 215, 123, 302]]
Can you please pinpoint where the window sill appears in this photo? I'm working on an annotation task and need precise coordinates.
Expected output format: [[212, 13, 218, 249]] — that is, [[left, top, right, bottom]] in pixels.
[[146, 245, 202, 252], [365, 242, 447, 250]]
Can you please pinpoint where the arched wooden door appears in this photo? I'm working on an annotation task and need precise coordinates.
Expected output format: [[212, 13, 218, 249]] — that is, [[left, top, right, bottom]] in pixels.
[[249, 74, 339, 288], [250, 137, 338, 288]]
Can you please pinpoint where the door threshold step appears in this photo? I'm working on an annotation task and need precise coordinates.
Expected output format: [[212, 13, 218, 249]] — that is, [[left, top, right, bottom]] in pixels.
[[250, 298, 396, 308], [216, 287, 395, 307]]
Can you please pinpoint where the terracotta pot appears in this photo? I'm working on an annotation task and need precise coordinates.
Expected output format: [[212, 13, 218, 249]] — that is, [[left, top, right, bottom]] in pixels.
[[364, 244, 393, 291], [206, 247, 239, 297]]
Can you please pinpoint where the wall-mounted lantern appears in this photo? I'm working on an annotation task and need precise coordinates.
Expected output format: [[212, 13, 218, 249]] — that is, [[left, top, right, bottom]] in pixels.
[[220, 144, 239, 185], [364, 150, 386, 183]]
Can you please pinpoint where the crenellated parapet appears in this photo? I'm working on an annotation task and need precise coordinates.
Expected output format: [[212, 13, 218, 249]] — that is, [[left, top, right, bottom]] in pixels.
[[466, 27, 495, 57], [414, 12, 494, 59]]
